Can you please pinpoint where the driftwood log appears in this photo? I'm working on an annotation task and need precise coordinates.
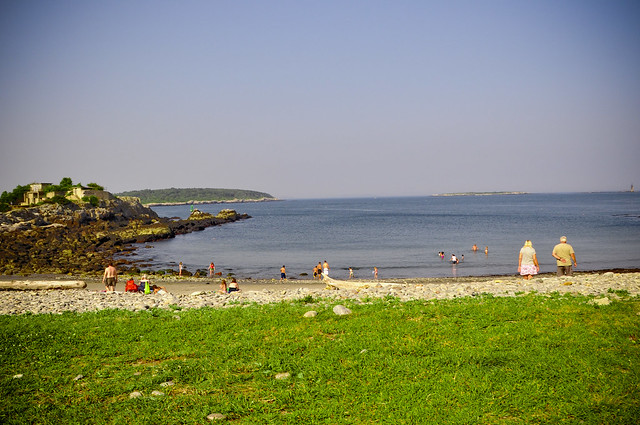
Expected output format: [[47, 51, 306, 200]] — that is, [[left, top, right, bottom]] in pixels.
[[0, 280, 87, 290]]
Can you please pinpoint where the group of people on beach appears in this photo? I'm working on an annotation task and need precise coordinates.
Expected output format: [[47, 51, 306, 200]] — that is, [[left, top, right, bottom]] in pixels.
[[101, 264, 168, 294], [517, 236, 577, 280], [310, 261, 379, 280], [218, 278, 240, 294], [312, 261, 331, 280], [103, 235, 578, 290]]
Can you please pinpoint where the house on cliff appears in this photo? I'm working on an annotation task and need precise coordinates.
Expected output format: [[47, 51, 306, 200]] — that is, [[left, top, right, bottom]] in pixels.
[[22, 183, 113, 206], [22, 183, 56, 205]]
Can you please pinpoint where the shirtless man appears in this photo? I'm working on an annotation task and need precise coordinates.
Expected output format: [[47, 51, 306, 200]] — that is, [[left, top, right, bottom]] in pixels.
[[323, 260, 330, 277], [102, 262, 117, 292]]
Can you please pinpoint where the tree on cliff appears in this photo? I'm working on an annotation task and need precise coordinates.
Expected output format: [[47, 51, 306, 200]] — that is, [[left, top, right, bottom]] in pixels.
[[0, 185, 30, 212]]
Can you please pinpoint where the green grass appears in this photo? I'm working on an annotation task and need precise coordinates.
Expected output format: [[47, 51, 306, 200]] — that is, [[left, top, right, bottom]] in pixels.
[[1, 294, 639, 424]]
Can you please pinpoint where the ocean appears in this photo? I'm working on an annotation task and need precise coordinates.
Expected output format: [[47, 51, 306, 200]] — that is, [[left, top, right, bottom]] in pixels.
[[131, 192, 640, 280]]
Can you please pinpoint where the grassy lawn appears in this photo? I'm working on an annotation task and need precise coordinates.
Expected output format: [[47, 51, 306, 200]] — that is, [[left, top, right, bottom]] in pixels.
[[1, 294, 639, 424]]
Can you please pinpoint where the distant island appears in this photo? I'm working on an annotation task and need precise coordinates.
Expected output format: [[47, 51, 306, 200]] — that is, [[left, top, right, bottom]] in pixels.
[[433, 191, 527, 197], [115, 188, 278, 206]]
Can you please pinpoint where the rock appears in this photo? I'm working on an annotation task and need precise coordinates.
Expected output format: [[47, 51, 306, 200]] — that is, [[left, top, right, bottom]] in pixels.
[[333, 305, 352, 316], [0, 280, 86, 290], [589, 297, 611, 306], [151, 390, 164, 396], [13, 374, 23, 379], [303, 310, 318, 318], [129, 391, 143, 399], [207, 413, 227, 421], [160, 381, 175, 387], [73, 374, 84, 381], [275, 372, 291, 380]]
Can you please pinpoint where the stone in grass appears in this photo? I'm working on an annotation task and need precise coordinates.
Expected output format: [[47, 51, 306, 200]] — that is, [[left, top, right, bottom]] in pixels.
[[151, 390, 164, 396], [160, 380, 175, 387], [303, 310, 318, 318], [589, 297, 611, 306], [129, 391, 143, 399], [333, 305, 352, 316], [275, 372, 291, 380], [207, 413, 227, 421], [73, 374, 84, 381]]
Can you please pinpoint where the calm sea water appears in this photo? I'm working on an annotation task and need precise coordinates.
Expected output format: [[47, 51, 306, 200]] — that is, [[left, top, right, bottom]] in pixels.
[[131, 193, 640, 280]]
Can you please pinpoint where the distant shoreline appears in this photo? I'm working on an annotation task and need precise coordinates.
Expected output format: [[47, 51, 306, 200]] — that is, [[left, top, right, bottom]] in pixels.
[[144, 197, 280, 207], [432, 191, 528, 197]]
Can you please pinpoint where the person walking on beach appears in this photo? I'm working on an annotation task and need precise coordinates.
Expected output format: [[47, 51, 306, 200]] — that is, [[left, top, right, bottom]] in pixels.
[[280, 265, 287, 281], [209, 262, 215, 277], [179, 262, 183, 276], [518, 240, 539, 280], [552, 236, 577, 276], [349, 267, 354, 279], [373, 266, 378, 279], [102, 262, 117, 292]]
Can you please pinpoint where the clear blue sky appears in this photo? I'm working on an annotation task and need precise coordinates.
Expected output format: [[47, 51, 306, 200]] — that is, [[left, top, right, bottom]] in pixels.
[[1, 0, 639, 198]]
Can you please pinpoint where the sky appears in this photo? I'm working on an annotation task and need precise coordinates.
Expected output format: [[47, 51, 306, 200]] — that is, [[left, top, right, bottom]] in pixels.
[[1, 0, 639, 199]]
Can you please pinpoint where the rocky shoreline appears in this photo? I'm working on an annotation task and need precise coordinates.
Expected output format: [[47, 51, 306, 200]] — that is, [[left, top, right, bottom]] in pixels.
[[143, 197, 280, 207], [0, 197, 249, 276], [1, 271, 638, 315]]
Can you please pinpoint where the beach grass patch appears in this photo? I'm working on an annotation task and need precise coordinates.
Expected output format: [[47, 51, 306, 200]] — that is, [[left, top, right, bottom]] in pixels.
[[1, 294, 639, 424]]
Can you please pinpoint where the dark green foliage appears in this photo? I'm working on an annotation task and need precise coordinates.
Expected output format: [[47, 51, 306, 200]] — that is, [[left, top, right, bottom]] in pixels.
[[115, 187, 275, 204], [43, 177, 73, 194], [0, 185, 30, 206], [87, 183, 104, 191], [59, 177, 73, 189], [44, 195, 71, 205], [82, 196, 100, 207]]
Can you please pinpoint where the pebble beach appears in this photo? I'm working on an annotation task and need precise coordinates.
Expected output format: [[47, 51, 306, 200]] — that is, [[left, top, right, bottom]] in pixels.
[[1, 271, 639, 315]]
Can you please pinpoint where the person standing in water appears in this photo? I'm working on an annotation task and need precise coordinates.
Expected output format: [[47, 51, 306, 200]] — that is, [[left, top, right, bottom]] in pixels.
[[323, 260, 330, 277]]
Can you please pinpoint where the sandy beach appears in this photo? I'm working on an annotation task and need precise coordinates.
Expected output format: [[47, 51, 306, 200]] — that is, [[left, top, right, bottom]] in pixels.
[[2, 269, 640, 295], [1, 269, 639, 316]]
